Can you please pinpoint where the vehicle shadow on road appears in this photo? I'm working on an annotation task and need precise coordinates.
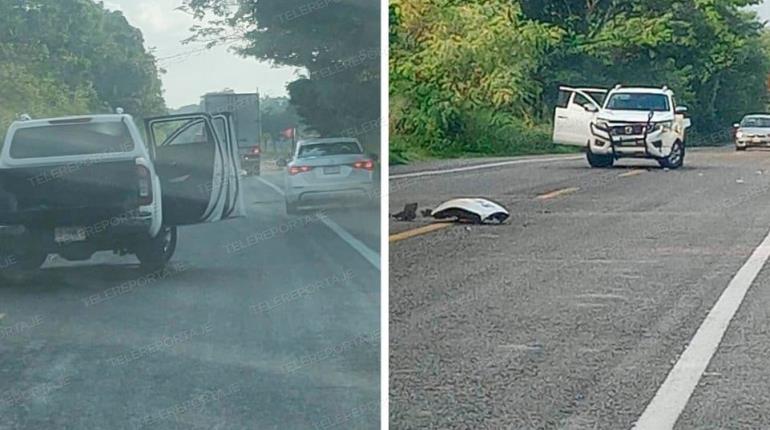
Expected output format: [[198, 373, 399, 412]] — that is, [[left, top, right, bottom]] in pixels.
[[0, 264, 148, 291], [551, 163, 712, 172]]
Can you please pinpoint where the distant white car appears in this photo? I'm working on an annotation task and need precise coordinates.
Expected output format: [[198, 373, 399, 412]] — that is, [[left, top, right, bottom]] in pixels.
[[734, 114, 770, 151], [280, 138, 376, 214], [553, 85, 691, 169]]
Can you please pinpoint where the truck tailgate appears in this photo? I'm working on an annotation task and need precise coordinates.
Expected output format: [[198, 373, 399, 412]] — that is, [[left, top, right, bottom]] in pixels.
[[0, 160, 140, 226]]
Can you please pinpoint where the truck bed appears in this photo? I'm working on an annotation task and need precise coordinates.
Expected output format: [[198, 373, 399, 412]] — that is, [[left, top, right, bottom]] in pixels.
[[0, 160, 140, 227]]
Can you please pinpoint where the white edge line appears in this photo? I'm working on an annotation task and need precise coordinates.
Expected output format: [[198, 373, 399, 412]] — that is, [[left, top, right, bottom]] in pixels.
[[318, 216, 381, 270], [390, 155, 583, 180], [633, 227, 770, 430], [256, 176, 285, 196], [380, 3, 391, 425], [256, 176, 381, 271]]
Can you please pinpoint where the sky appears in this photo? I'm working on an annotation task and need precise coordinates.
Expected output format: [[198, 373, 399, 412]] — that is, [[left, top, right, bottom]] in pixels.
[[756, 2, 770, 21], [102, 0, 301, 109]]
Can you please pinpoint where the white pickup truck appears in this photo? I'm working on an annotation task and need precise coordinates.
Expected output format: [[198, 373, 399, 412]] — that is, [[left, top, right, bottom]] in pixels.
[[0, 112, 243, 275], [553, 85, 691, 169]]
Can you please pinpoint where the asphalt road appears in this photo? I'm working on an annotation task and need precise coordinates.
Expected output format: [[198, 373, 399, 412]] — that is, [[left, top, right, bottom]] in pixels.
[[0, 170, 380, 430], [390, 147, 770, 429]]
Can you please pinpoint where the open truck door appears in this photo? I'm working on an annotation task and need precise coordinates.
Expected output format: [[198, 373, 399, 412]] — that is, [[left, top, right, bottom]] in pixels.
[[145, 113, 244, 226], [211, 113, 245, 219], [552, 86, 607, 147]]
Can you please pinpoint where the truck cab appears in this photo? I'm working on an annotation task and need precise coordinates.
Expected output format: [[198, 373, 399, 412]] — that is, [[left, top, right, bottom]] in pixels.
[[553, 85, 691, 169]]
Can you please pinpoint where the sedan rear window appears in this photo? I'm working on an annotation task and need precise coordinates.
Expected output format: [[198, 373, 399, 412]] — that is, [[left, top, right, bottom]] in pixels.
[[298, 141, 362, 158], [10, 121, 134, 159]]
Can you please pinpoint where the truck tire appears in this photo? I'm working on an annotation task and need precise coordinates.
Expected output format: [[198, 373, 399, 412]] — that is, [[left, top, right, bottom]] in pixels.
[[736, 145, 746, 151], [135, 226, 177, 272], [586, 147, 614, 168], [659, 141, 685, 169], [0, 249, 47, 281]]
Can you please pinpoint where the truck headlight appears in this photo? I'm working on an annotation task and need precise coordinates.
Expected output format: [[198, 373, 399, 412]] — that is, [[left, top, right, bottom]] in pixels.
[[653, 121, 674, 131], [595, 120, 610, 131]]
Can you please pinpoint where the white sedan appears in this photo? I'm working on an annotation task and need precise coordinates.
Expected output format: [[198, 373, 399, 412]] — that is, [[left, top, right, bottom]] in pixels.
[[280, 138, 376, 214]]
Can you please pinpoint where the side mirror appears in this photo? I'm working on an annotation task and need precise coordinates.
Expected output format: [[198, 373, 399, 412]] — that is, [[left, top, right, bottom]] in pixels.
[[276, 158, 288, 168], [583, 103, 599, 113], [675, 106, 688, 114], [733, 123, 740, 129]]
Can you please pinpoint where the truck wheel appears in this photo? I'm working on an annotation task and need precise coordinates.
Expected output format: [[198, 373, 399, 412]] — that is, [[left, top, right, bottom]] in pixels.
[[736, 146, 746, 151], [586, 147, 614, 168], [659, 141, 685, 169], [135, 226, 177, 272], [253, 165, 261, 176], [0, 249, 47, 281]]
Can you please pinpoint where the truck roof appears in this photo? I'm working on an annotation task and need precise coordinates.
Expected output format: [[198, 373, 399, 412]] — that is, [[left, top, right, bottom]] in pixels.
[[609, 87, 672, 95], [11, 114, 132, 128]]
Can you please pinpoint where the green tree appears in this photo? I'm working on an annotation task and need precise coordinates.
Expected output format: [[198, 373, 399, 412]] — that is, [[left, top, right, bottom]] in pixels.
[[0, 0, 166, 131], [183, 0, 379, 137]]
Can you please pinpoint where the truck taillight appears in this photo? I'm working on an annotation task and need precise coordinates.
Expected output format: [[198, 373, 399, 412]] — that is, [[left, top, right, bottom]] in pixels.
[[137, 164, 153, 205], [250, 146, 261, 155], [353, 160, 374, 171]]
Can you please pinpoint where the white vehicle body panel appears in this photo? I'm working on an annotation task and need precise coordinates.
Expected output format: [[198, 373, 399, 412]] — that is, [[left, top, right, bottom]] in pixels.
[[431, 198, 509, 223]]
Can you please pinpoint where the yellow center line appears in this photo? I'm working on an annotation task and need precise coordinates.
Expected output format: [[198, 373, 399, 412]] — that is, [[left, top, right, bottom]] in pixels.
[[619, 169, 645, 178], [536, 187, 580, 201], [389, 223, 453, 243]]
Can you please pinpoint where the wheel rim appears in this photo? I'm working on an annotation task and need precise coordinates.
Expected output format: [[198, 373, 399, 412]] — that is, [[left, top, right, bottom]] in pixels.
[[669, 144, 682, 165]]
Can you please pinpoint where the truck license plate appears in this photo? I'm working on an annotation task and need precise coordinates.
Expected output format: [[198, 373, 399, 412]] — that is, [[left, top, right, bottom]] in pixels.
[[55, 227, 87, 243]]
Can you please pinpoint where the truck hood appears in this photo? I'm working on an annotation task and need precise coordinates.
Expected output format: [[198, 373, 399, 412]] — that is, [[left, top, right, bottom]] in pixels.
[[598, 110, 674, 124]]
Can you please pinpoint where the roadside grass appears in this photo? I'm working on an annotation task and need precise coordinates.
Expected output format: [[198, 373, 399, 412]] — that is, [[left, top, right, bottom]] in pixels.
[[390, 125, 580, 165]]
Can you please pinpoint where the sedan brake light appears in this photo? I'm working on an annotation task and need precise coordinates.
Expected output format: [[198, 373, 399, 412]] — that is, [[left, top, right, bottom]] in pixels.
[[289, 166, 313, 175], [353, 160, 374, 171]]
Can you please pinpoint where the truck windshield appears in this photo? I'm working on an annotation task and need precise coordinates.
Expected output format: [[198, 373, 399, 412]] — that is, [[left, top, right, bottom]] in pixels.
[[298, 141, 362, 158], [10, 121, 134, 159], [605, 93, 670, 112], [741, 117, 770, 128]]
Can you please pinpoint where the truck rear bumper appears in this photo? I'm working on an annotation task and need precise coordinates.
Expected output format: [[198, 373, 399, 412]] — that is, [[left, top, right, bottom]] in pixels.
[[287, 183, 375, 206], [0, 216, 153, 254]]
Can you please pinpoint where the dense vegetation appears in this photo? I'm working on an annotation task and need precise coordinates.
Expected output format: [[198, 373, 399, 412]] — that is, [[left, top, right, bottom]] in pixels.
[[0, 0, 166, 130], [183, 0, 380, 150], [390, 0, 770, 160]]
